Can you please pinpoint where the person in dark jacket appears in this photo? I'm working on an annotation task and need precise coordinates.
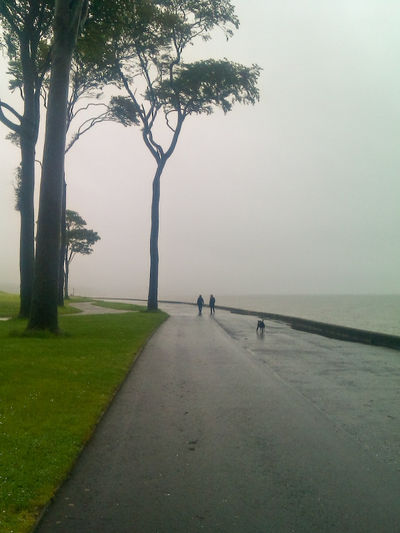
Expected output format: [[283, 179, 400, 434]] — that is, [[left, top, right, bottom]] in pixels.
[[197, 295, 204, 315], [209, 294, 216, 315]]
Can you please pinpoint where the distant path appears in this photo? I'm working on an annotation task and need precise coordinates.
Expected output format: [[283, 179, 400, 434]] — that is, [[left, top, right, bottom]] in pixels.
[[36, 304, 400, 533]]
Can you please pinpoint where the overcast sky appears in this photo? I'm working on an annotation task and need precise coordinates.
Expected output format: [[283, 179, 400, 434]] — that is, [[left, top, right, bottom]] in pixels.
[[1, 0, 400, 299]]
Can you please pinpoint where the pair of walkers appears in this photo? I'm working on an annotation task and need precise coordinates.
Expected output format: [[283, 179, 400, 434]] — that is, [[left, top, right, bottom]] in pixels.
[[197, 294, 215, 315]]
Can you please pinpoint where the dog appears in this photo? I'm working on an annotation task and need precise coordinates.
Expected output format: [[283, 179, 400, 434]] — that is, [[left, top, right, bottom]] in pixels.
[[256, 319, 266, 333]]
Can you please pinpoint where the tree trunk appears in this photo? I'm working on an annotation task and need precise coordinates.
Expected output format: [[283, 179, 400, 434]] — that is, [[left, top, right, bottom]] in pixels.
[[58, 176, 67, 305], [65, 253, 70, 300], [28, 0, 84, 331], [18, 35, 40, 318], [18, 136, 36, 317], [147, 161, 165, 311]]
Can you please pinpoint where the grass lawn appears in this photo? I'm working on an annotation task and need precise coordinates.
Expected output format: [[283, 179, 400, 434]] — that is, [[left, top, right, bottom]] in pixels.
[[0, 294, 167, 533], [0, 291, 20, 318], [92, 300, 145, 312], [0, 292, 84, 318]]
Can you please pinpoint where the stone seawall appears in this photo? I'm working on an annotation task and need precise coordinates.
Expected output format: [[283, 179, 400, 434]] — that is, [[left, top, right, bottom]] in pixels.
[[216, 305, 400, 351]]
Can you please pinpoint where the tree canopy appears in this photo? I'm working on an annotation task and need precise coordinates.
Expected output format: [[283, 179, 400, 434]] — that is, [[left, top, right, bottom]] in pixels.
[[65, 210, 100, 260], [63, 209, 100, 299], [103, 0, 260, 309]]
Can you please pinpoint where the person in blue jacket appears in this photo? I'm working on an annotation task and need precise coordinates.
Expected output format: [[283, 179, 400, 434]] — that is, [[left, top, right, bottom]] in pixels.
[[197, 294, 204, 315], [209, 294, 216, 315]]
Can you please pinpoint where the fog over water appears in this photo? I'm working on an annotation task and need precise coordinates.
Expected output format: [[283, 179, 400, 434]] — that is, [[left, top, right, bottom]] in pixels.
[[1, 1, 400, 301], [215, 294, 400, 336]]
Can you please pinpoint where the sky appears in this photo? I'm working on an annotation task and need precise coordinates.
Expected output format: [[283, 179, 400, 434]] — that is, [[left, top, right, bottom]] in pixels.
[[1, 0, 400, 300]]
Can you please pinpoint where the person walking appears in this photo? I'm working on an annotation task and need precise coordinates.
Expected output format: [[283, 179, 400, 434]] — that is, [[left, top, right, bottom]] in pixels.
[[209, 294, 216, 315], [197, 294, 204, 315]]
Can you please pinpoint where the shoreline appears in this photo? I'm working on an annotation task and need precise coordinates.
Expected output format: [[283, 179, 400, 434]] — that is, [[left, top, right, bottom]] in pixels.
[[217, 304, 400, 351], [94, 297, 400, 351]]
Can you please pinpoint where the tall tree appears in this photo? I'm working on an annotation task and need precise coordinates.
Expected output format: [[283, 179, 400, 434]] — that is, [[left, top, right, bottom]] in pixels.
[[0, 0, 54, 317], [28, 0, 88, 331], [58, 50, 114, 306], [63, 209, 100, 299], [107, 0, 260, 309]]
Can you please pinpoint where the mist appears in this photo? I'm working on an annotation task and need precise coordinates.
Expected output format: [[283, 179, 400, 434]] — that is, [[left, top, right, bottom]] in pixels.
[[1, 0, 399, 300]]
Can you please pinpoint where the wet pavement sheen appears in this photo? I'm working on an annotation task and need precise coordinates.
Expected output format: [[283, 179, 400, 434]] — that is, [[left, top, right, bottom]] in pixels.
[[35, 303, 400, 533]]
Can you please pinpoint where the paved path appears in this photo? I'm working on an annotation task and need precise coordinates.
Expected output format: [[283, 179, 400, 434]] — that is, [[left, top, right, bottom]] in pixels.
[[35, 304, 400, 533]]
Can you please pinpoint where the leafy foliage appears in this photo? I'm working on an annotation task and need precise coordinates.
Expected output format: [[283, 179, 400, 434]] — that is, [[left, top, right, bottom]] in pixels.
[[101, 0, 260, 310], [102, 0, 260, 166], [109, 95, 140, 126], [65, 209, 100, 263], [158, 59, 261, 115], [67, 227, 100, 257], [5, 131, 20, 145], [13, 164, 22, 211], [0, 0, 54, 98], [62, 209, 100, 300]]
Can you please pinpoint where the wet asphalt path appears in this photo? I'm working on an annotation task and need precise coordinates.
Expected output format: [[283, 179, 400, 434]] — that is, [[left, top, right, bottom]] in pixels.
[[35, 304, 400, 533]]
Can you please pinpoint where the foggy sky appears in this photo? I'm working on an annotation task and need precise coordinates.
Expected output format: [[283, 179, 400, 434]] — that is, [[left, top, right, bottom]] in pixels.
[[1, 0, 400, 299]]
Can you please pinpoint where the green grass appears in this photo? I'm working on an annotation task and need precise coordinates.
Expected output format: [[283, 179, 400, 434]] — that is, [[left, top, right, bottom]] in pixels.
[[66, 295, 96, 303], [58, 303, 82, 315], [0, 291, 20, 318], [0, 294, 167, 533], [92, 300, 146, 312], [0, 292, 84, 318]]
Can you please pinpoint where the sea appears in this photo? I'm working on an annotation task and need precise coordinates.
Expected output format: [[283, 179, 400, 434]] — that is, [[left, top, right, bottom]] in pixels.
[[215, 294, 400, 337]]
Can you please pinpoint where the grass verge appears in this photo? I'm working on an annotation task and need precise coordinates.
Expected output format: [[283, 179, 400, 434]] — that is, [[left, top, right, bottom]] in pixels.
[[0, 304, 167, 533], [92, 300, 146, 312], [0, 292, 84, 318], [0, 291, 20, 318]]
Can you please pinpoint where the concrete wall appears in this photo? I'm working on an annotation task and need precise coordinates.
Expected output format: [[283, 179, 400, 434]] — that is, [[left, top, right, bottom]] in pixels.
[[217, 306, 400, 351]]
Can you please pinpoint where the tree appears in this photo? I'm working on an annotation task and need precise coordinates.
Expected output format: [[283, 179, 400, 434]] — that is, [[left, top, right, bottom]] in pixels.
[[0, 1, 112, 313], [0, 0, 54, 317], [107, 0, 260, 310], [58, 49, 116, 307], [63, 210, 100, 299], [28, 0, 88, 332]]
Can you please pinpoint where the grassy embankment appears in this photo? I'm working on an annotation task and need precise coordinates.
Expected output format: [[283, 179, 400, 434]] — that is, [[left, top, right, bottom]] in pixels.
[[0, 292, 167, 533]]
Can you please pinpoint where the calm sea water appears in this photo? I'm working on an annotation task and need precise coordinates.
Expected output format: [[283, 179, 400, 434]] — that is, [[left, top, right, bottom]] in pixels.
[[216, 295, 400, 336]]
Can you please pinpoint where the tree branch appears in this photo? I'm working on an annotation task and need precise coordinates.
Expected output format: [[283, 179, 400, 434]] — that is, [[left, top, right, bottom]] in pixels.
[[117, 65, 145, 121], [147, 102, 161, 131], [40, 86, 48, 108], [164, 109, 177, 133], [0, 100, 22, 134], [117, 63, 163, 161], [165, 113, 184, 160], [65, 110, 112, 153], [136, 47, 158, 109], [69, 101, 108, 122], [146, 127, 164, 159]]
